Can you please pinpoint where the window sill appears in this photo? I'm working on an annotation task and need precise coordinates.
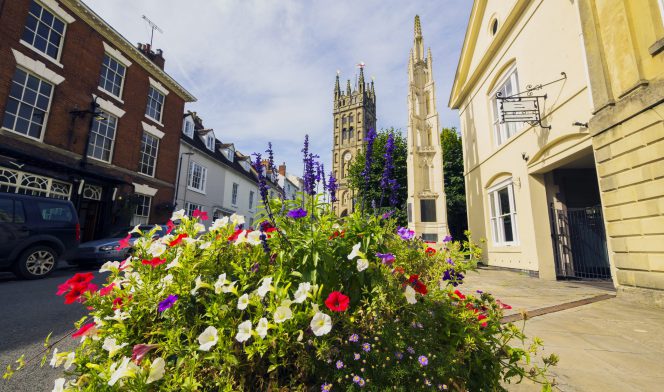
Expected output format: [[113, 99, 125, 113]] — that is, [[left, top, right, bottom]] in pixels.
[[19, 40, 64, 68], [649, 37, 664, 56], [97, 86, 125, 105], [87, 155, 112, 165], [1, 126, 44, 142], [187, 186, 206, 195], [144, 115, 164, 128], [137, 171, 155, 179]]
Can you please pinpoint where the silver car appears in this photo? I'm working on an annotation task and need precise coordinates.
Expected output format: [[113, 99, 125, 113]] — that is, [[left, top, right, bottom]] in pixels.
[[68, 225, 168, 266]]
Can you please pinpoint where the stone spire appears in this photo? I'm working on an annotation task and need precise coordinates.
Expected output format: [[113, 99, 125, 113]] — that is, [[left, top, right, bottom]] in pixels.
[[334, 72, 341, 99], [414, 15, 424, 60], [415, 14, 422, 38], [358, 66, 365, 93], [346, 79, 352, 95]]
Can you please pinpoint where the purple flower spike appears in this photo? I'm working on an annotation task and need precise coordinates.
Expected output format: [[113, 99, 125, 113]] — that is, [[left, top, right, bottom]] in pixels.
[[328, 172, 338, 203], [158, 294, 178, 312], [286, 208, 307, 219], [443, 235, 453, 243]]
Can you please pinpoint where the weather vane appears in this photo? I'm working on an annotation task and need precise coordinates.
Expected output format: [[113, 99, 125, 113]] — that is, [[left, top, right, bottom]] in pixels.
[[356, 62, 366, 69]]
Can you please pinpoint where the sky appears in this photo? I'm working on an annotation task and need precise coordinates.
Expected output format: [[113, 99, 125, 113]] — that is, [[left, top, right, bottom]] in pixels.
[[83, 0, 472, 176]]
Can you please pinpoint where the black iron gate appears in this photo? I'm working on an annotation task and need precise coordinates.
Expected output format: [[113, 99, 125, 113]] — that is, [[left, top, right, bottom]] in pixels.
[[550, 205, 611, 280]]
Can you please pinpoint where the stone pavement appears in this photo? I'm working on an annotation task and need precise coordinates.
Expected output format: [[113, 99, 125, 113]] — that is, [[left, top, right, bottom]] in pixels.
[[463, 267, 664, 392]]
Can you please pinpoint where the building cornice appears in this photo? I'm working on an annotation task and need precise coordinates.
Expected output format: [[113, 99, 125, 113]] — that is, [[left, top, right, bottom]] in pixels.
[[59, 0, 196, 103], [448, 0, 531, 109]]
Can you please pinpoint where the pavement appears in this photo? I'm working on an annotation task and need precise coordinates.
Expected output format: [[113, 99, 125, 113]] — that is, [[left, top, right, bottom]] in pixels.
[[463, 267, 664, 392]]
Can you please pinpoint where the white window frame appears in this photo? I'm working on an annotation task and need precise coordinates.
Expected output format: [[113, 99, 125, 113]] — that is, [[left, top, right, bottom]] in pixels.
[[87, 111, 117, 163], [658, 0, 664, 25], [1, 67, 54, 142], [131, 194, 151, 226], [185, 202, 203, 217], [490, 68, 520, 147], [205, 134, 215, 151], [187, 161, 207, 193], [231, 183, 239, 206], [138, 132, 159, 177], [183, 118, 194, 137], [98, 52, 127, 102], [249, 190, 254, 210], [488, 179, 518, 246], [145, 86, 165, 125], [19, 0, 74, 68]]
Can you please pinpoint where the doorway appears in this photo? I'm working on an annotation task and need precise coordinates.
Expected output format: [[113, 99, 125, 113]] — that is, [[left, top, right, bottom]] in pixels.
[[548, 155, 611, 280]]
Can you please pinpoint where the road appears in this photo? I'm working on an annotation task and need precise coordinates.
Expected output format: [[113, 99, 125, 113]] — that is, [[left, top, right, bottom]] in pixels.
[[0, 264, 101, 392]]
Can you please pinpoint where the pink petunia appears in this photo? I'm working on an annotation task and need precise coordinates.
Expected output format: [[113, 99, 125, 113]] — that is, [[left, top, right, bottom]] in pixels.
[[131, 343, 158, 364], [192, 209, 208, 221], [72, 322, 96, 338], [166, 220, 175, 234], [99, 283, 116, 296], [116, 234, 131, 250]]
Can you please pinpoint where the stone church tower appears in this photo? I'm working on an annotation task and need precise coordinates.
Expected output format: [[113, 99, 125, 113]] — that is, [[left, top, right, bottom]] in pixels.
[[331, 67, 377, 216], [406, 15, 448, 241]]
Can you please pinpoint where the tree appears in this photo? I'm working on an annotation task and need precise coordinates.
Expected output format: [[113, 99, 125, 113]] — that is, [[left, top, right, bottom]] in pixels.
[[441, 127, 467, 240], [347, 128, 408, 225]]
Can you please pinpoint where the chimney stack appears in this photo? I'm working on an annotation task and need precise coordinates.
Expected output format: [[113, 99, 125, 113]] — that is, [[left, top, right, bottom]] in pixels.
[[278, 163, 286, 176], [137, 43, 166, 70]]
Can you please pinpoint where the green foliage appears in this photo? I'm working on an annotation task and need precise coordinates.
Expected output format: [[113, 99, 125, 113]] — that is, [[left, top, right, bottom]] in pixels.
[[441, 127, 468, 240], [347, 128, 408, 225], [19, 196, 555, 391]]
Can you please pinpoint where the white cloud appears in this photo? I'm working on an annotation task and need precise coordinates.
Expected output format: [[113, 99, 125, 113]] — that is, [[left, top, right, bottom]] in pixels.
[[83, 0, 471, 175]]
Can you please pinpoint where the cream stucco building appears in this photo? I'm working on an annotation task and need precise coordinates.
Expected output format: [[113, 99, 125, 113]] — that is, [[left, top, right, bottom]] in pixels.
[[449, 0, 664, 303]]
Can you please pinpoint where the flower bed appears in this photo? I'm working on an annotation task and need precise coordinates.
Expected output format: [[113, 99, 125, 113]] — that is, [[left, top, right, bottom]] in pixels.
[[15, 194, 558, 391]]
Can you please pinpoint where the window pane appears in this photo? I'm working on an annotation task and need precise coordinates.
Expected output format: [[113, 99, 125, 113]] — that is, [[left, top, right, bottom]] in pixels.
[[23, 1, 65, 60], [498, 187, 511, 215], [503, 215, 514, 242]]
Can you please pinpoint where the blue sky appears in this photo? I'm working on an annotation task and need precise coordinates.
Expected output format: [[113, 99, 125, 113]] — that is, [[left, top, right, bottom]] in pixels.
[[83, 0, 472, 175]]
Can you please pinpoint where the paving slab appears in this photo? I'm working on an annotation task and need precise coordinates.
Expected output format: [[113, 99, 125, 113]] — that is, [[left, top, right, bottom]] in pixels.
[[464, 267, 664, 391]]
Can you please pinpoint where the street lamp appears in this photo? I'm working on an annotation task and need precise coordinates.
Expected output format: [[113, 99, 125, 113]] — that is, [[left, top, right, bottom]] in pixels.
[[174, 151, 194, 211], [70, 96, 106, 167]]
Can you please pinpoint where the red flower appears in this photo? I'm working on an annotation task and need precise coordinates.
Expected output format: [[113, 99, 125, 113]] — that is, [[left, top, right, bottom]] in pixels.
[[324, 291, 350, 312], [227, 229, 244, 241], [264, 227, 278, 233], [112, 297, 124, 309], [328, 230, 346, 240], [65, 273, 94, 286], [192, 209, 208, 221], [497, 300, 512, 310], [453, 290, 466, 300], [72, 322, 96, 338], [166, 220, 175, 234], [477, 314, 488, 328], [117, 234, 131, 250], [99, 283, 116, 296], [425, 247, 436, 256], [169, 233, 188, 247], [392, 266, 405, 275], [142, 257, 166, 267], [407, 274, 428, 295], [56, 282, 70, 296], [63, 282, 96, 304]]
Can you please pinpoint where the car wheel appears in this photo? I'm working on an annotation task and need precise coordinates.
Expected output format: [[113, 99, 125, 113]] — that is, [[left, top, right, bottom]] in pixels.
[[14, 245, 58, 279]]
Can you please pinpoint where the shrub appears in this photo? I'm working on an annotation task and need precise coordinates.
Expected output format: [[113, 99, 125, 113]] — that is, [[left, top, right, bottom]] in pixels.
[[5, 193, 557, 391]]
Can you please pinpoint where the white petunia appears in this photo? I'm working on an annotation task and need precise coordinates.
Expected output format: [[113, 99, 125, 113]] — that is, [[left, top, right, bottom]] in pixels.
[[199, 241, 212, 250], [148, 242, 167, 258], [347, 242, 362, 260], [191, 276, 206, 295], [99, 261, 120, 273], [273, 305, 293, 323], [230, 213, 245, 227], [63, 352, 75, 370], [404, 285, 417, 304], [102, 337, 128, 358], [310, 312, 332, 336], [210, 217, 229, 231], [256, 317, 268, 339], [129, 225, 142, 234], [49, 348, 62, 368], [166, 254, 180, 270], [105, 309, 130, 322], [257, 277, 273, 298], [108, 357, 139, 386], [233, 230, 248, 245], [197, 326, 218, 351], [237, 294, 249, 310], [214, 273, 229, 294], [293, 282, 311, 303], [170, 209, 186, 221], [160, 274, 174, 289], [52, 378, 66, 392], [193, 223, 206, 234], [246, 230, 262, 246], [356, 258, 369, 272], [146, 357, 166, 384], [235, 320, 252, 342]]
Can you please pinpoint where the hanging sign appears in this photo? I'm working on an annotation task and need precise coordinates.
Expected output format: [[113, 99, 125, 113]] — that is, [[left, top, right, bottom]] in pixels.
[[498, 96, 541, 123]]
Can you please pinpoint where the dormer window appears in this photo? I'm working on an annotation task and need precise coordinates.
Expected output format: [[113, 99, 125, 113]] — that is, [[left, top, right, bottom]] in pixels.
[[240, 160, 250, 172], [183, 118, 194, 137], [205, 134, 215, 151]]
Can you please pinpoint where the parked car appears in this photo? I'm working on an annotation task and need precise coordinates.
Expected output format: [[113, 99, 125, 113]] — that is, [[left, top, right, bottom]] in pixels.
[[69, 225, 168, 266], [0, 193, 80, 279]]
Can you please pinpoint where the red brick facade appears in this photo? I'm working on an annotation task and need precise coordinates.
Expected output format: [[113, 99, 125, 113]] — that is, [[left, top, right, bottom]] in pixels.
[[0, 0, 195, 240]]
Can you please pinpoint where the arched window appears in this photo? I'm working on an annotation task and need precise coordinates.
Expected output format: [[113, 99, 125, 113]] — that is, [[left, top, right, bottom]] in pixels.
[[349, 114, 354, 123], [349, 127, 354, 140]]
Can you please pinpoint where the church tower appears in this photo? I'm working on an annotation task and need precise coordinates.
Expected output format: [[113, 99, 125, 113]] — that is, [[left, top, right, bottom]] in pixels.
[[406, 15, 448, 241], [331, 66, 377, 216]]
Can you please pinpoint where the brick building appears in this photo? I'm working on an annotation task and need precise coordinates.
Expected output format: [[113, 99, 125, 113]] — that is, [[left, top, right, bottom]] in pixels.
[[0, 0, 196, 241]]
